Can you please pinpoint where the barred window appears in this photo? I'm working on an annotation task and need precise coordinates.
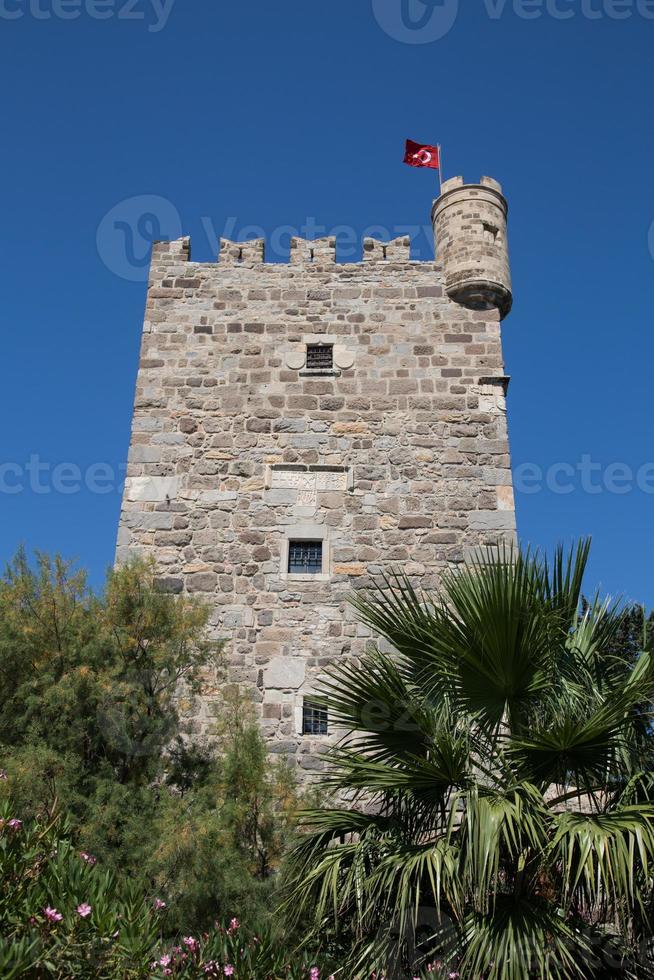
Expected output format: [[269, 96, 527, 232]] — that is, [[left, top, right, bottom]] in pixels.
[[306, 344, 333, 370], [302, 698, 328, 736], [288, 540, 323, 575]]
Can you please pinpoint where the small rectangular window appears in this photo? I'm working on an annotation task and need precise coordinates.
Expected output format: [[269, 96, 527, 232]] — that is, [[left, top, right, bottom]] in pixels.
[[306, 344, 333, 371], [303, 698, 328, 735], [288, 540, 323, 575]]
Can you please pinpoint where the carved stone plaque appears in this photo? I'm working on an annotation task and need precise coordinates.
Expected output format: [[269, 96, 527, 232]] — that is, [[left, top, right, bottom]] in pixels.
[[269, 467, 349, 506], [270, 471, 316, 491]]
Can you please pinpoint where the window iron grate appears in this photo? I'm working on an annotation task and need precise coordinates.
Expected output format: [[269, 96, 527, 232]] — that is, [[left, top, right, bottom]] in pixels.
[[288, 540, 323, 575], [303, 699, 328, 735], [306, 344, 334, 370]]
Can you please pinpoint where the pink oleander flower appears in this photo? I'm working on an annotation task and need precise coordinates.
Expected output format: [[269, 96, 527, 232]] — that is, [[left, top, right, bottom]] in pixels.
[[159, 954, 172, 967], [0, 770, 7, 780], [43, 906, 63, 923], [310, 969, 320, 980], [80, 851, 97, 866], [183, 936, 199, 953], [153, 898, 167, 910], [224, 966, 234, 977], [229, 917, 239, 932], [76, 903, 92, 918], [7, 818, 22, 831]]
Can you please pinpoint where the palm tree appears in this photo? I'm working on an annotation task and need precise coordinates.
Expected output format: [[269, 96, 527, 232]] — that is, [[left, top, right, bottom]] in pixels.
[[286, 542, 654, 979]]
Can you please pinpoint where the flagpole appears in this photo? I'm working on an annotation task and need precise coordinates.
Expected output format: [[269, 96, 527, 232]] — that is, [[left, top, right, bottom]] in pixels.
[[438, 143, 444, 196]]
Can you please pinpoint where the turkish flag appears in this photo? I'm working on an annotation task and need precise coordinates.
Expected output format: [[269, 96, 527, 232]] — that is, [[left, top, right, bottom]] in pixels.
[[404, 139, 440, 170]]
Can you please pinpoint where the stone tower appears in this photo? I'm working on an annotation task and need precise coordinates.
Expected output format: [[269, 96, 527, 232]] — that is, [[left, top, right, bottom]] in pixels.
[[116, 177, 517, 773]]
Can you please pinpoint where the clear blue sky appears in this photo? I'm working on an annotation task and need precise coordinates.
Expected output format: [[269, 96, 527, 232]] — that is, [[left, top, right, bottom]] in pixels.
[[1, 0, 652, 604]]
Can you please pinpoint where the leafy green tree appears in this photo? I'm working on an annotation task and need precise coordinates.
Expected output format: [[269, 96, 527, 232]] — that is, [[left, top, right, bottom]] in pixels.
[[0, 549, 217, 796], [135, 693, 300, 932], [0, 551, 300, 935], [287, 542, 654, 979], [584, 597, 654, 663]]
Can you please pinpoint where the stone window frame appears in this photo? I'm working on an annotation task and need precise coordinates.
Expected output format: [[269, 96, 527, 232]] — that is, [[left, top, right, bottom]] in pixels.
[[298, 337, 341, 378], [284, 335, 356, 377], [280, 524, 331, 582]]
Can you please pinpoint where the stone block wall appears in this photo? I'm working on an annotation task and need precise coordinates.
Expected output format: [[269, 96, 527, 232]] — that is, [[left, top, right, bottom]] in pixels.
[[116, 226, 517, 773]]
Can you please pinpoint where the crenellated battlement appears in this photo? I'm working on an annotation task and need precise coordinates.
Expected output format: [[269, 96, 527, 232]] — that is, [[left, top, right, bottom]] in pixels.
[[219, 238, 265, 265], [363, 236, 411, 262], [150, 235, 431, 273], [289, 236, 336, 266], [147, 176, 512, 327]]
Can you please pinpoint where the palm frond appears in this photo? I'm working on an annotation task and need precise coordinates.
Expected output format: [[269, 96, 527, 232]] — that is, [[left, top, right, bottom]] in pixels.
[[460, 898, 592, 980], [543, 538, 592, 628], [551, 804, 654, 926], [461, 783, 550, 910], [285, 540, 654, 978], [318, 645, 438, 762], [321, 737, 470, 800]]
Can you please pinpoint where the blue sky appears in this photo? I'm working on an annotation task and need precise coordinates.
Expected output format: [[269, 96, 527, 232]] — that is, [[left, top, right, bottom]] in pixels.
[[1, 0, 652, 603]]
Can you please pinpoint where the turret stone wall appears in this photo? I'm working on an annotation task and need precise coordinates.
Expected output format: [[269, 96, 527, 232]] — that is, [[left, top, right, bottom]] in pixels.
[[116, 180, 517, 773]]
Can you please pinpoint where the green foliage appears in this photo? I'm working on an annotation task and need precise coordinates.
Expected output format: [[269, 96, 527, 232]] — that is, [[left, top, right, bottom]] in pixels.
[[0, 550, 301, 938], [131, 698, 299, 932], [0, 802, 159, 978], [0, 806, 338, 978], [0, 549, 217, 794], [286, 541, 654, 979]]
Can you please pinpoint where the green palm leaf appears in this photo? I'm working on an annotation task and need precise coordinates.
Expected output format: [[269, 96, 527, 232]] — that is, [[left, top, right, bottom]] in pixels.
[[284, 541, 654, 978]]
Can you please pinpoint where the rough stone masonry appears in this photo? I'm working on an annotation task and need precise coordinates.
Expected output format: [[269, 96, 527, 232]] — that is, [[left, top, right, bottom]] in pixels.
[[116, 175, 517, 774]]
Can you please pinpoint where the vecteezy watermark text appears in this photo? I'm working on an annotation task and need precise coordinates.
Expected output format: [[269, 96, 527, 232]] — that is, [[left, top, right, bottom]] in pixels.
[[371, 0, 654, 45], [96, 194, 437, 281], [97, 195, 184, 282], [483, 0, 654, 19], [0, 457, 126, 496], [0, 0, 175, 31], [514, 455, 654, 495], [3, 454, 654, 498]]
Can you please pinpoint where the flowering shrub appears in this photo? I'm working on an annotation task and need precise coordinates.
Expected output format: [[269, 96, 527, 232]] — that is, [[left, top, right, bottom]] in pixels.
[[147, 919, 335, 978], [0, 805, 339, 979], [0, 802, 159, 978]]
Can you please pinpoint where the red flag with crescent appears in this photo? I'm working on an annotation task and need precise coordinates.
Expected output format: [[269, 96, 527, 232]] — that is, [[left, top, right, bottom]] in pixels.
[[404, 139, 440, 170]]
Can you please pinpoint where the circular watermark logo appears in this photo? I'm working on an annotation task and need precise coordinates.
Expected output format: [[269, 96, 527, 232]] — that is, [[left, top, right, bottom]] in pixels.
[[96, 194, 182, 281], [372, 0, 460, 43]]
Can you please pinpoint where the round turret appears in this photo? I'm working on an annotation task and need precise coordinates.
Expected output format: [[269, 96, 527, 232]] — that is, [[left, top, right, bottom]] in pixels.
[[432, 176, 512, 319]]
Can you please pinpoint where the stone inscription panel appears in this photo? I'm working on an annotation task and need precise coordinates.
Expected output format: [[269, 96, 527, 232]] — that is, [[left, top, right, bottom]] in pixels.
[[269, 467, 349, 506]]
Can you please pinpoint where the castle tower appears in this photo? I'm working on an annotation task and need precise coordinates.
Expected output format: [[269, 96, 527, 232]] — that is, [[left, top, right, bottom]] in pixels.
[[433, 176, 512, 319], [116, 179, 517, 774]]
